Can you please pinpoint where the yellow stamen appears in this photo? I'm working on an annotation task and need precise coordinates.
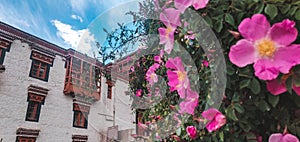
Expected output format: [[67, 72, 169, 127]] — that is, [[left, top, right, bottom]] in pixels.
[[166, 26, 173, 34], [257, 39, 276, 57], [150, 73, 156, 80], [177, 71, 186, 82]]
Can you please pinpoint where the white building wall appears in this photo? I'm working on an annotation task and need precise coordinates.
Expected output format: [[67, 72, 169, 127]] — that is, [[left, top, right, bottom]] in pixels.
[[0, 40, 136, 142]]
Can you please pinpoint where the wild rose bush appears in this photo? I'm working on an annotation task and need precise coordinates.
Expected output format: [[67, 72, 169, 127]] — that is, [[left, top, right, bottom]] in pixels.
[[127, 0, 300, 141]]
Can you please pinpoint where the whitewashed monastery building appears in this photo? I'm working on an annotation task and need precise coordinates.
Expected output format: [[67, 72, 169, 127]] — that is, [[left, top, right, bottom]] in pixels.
[[0, 22, 137, 142]]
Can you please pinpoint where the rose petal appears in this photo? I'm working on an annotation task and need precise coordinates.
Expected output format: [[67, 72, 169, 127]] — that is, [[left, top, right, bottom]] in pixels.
[[158, 28, 168, 44], [283, 134, 300, 142], [160, 8, 181, 27], [167, 70, 180, 86], [238, 14, 270, 41], [202, 108, 219, 121], [192, 0, 209, 10], [174, 0, 192, 13], [165, 39, 174, 54], [293, 85, 300, 96], [166, 57, 185, 71], [270, 19, 298, 46], [254, 59, 279, 80], [268, 133, 283, 142], [266, 79, 287, 95], [229, 39, 256, 67], [179, 96, 198, 114], [273, 44, 300, 74]]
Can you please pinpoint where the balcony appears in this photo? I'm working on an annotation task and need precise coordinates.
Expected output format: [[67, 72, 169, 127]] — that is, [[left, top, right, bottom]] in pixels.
[[63, 57, 101, 102], [64, 81, 100, 101]]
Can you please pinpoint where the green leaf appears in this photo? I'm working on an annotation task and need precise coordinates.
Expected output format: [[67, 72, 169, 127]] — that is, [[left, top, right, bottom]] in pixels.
[[240, 79, 251, 89], [280, 4, 291, 14], [203, 16, 213, 27], [248, 78, 261, 94], [225, 13, 235, 27], [219, 131, 224, 141], [234, 103, 245, 113], [254, 2, 265, 14], [293, 76, 300, 87], [227, 65, 235, 75], [175, 128, 181, 136], [239, 122, 251, 132], [244, 132, 256, 140], [232, 92, 240, 102], [295, 10, 300, 20], [227, 107, 238, 121], [297, 127, 300, 137], [288, 6, 298, 16], [214, 20, 223, 33], [286, 76, 293, 94], [268, 95, 279, 107], [256, 100, 271, 112], [265, 4, 278, 19]]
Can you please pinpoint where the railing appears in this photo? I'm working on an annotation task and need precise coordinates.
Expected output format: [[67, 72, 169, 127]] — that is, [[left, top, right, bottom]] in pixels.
[[64, 81, 100, 101]]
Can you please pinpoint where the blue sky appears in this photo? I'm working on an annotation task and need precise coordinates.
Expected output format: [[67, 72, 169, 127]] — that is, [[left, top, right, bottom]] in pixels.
[[0, 0, 141, 56]]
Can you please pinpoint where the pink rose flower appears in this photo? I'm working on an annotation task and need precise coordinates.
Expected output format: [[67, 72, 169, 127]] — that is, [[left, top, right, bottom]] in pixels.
[[269, 133, 299, 142], [202, 108, 226, 132], [156, 115, 161, 119], [166, 57, 190, 98], [154, 55, 161, 63], [130, 66, 135, 72], [229, 14, 300, 80], [159, 26, 176, 54], [179, 88, 199, 115], [266, 76, 300, 96], [202, 60, 209, 67], [159, 8, 181, 54], [184, 31, 195, 40], [175, 0, 209, 13], [146, 63, 160, 85], [186, 126, 197, 139], [136, 89, 142, 97], [154, 49, 164, 63], [257, 135, 263, 142]]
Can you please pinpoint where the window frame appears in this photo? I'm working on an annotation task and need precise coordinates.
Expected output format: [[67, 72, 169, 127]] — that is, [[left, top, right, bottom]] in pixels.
[[16, 136, 36, 142], [107, 85, 112, 99], [29, 60, 50, 81], [25, 101, 41, 122], [0, 48, 6, 65], [73, 110, 88, 129]]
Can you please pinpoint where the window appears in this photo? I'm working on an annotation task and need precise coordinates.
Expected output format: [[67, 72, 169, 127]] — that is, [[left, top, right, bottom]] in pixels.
[[72, 135, 88, 142], [73, 103, 90, 129], [29, 50, 54, 82], [107, 85, 112, 99], [0, 37, 11, 68], [0, 48, 5, 71], [136, 109, 147, 136], [29, 60, 49, 81], [25, 85, 48, 122], [25, 101, 41, 122], [106, 80, 114, 99], [0, 48, 3, 64], [16, 137, 36, 142], [16, 128, 39, 142], [73, 111, 88, 128], [64, 56, 101, 101]]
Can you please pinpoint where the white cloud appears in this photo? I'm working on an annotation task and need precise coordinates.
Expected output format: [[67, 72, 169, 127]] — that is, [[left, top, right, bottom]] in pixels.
[[71, 14, 83, 23], [77, 29, 97, 56], [51, 20, 96, 56], [51, 20, 84, 48], [69, 0, 97, 17]]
